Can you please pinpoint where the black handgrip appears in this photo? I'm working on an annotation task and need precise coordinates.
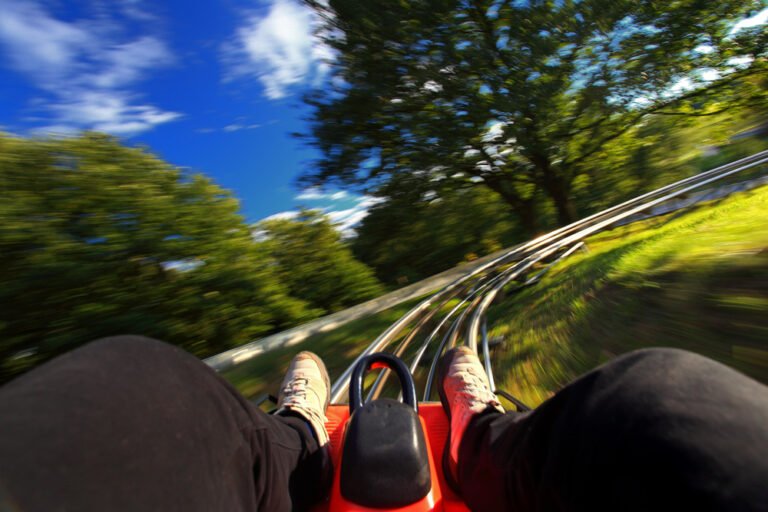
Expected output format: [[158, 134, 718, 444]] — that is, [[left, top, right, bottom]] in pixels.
[[349, 353, 418, 414]]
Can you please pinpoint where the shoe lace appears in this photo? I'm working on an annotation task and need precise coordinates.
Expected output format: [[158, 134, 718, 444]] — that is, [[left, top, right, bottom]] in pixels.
[[282, 375, 309, 405], [282, 373, 327, 422], [455, 367, 499, 407]]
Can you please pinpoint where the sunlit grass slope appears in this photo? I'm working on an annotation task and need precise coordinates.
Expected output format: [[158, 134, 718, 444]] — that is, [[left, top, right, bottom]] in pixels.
[[488, 184, 768, 409]]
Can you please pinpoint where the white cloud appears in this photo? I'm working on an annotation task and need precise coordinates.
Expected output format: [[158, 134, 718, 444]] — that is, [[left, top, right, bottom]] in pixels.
[[327, 206, 367, 226], [0, 0, 179, 136], [225, 0, 334, 100], [89, 36, 173, 89], [260, 194, 381, 237], [197, 120, 270, 134], [326, 194, 384, 237], [295, 188, 349, 201], [224, 123, 263, 132], [46, 91, 180, 135], [264, 211, 300, 221], [116, 0, 159, 23], [295, 187, 326, 200], [326, 203, 370, 237], [0, 2, 88, 83], [356, 196, 385, 209]]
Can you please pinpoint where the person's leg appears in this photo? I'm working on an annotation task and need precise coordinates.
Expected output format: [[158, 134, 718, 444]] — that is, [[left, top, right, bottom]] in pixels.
[[0, 335, 327, 512], [449, 347, 768, 512]]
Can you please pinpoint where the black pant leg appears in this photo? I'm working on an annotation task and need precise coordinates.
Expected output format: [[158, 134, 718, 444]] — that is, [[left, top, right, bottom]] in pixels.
[[458, 348, 768, 512], [0, 335, 325, 512]]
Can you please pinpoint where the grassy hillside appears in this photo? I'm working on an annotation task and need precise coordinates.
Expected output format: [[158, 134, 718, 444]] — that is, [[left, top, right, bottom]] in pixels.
[[488, 183, 768, 408]]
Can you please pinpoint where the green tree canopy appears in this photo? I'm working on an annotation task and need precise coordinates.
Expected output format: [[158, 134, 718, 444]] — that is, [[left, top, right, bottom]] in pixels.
[[352, 177, 521, 285], [257, 210, 384, 313], [301, 0, 767, 232], [0, 133, 314, 382]]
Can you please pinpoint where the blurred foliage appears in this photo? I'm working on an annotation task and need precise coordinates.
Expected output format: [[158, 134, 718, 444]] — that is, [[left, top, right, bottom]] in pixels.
[[352, 177, 522, 286], [257, 210, 384, 314], [570, 106, 768, 214], [302, 0, 767, 231], [3, 1, 768, 386], [351, 107, 768, 284], [0, 133, 380, 383], [486, 183, 768, 408]]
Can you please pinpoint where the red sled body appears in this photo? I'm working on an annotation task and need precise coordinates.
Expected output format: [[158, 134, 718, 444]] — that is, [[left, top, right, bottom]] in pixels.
[[314, 403, 470, 512], [310, 352, 471, 512]]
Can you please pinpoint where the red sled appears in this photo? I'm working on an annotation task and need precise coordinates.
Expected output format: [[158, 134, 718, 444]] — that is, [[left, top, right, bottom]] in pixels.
[[311, 353, 470, 512]]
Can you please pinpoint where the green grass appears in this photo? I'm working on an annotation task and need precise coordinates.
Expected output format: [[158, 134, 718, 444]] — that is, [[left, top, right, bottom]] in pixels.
[[220, 297, 424, 401], [487, 183, 768, 409]]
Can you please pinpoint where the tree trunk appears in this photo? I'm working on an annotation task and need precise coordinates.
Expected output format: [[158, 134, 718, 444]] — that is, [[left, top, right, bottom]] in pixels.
[[481, 176, 539, 236], [546, 177, 577, 226], [532, 155, 577, 226], [515, 199, 538, 236]]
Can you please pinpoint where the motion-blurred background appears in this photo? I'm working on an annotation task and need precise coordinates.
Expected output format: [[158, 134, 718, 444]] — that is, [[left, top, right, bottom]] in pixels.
[[1, 0, 766, 402]]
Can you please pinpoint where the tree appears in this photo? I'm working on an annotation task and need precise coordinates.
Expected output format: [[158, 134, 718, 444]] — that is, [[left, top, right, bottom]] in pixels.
[[569, 98, 768, 214], [301, 0, 767, 231], [257, 210, 384, 313], [352, 176, 521, 285], [0, 133, 314, 382]]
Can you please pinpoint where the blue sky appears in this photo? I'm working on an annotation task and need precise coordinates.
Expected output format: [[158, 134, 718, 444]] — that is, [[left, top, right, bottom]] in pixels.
[[0, 0, 371, 231], [1, 1, 766, 232]]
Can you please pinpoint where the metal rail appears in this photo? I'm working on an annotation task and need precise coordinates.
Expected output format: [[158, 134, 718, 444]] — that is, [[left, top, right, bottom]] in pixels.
[[366, 284, 466, 401], [328, 150, 768, 403], [328, 246, 528, 403], [463, 152, 768, 386]]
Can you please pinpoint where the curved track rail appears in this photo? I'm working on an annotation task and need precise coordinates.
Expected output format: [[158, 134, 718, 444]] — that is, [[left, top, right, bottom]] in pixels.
[[328, 150, 768, 404]]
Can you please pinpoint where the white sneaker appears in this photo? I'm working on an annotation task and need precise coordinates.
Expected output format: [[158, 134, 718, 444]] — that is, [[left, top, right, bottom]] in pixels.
[[277, 351, 331, 447], [438, 346, 504, 489]]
